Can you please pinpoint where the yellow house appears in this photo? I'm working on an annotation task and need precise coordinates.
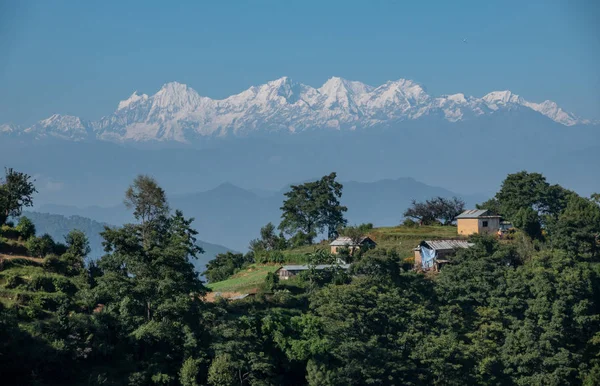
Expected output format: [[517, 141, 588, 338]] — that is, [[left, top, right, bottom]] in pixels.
[[456, 209, 501, 236]]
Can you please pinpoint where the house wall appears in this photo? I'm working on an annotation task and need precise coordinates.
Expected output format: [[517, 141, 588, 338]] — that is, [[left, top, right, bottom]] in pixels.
[[457, 218, 480, 235], [479, 218, 500, 234], [277, 269, 294, 280], [458, 218, 501, 235], [331, 245, 360, 255], [414, 249, 422, 268]]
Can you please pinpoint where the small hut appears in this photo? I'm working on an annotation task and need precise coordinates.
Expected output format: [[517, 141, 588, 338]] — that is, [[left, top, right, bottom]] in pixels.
[[329, 236, 376, 255], [413, 240, 474, 271]]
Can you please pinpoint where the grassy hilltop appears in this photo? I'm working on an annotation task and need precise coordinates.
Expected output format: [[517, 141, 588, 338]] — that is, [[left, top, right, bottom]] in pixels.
[[207, 224, 461, 293]]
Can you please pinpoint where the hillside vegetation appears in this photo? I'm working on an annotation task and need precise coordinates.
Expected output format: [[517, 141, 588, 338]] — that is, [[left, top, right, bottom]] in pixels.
[[208, 225, 460, 293], [1, 168, 600, 385]]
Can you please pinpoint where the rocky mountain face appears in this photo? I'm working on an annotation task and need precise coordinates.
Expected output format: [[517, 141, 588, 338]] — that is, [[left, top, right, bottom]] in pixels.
[[2, 77, 592, 143]]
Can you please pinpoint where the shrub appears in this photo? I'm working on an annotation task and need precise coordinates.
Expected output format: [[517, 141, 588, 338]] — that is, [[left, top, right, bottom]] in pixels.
[[16, 217, 36, 240], [0, 224, 19, 239], [52, 276, 76, 295], [289, 231, 315, 248], [5, 274, 24, 289], [26, 234, 55, 258], [263, 271, 280, 292], [29, 275, 56, 292], [403, 218, 417, 228], [43, 254, 64, 273], [53, 242, 68, 255], [256, 250, 285, 264]]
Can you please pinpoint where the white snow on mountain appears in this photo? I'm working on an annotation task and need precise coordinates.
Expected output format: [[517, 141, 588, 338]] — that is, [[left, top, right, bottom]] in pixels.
[[0, 123, 20, 134], [24, 114, 90, 141], [117, 91, 148, 111], [3, 77, 591, 143]]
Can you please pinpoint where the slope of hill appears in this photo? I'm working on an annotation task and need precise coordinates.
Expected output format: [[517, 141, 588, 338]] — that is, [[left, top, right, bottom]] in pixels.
[[207, 224, 460, 293]]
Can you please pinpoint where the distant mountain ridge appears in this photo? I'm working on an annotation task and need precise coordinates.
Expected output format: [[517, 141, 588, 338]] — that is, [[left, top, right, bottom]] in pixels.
[[1, 77, 594, 143], [37, 177, 488, 251]]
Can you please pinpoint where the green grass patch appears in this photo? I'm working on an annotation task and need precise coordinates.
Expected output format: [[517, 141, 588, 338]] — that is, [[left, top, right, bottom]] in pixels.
[[206, 264, 280, 293], [283, 225, 464, 260]]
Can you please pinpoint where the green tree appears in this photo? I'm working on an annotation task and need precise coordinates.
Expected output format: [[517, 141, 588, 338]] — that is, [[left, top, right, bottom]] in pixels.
[[279, 172, 347, 243], [403, 196, 464, 225], [65, 229, 91, 258], [551, 194, 600, 257], [203, 252, 253, 283], [124, 175, 169, 246], [249, 222, 287, 253], [16, 216, 36, 239], [0, 168, 37, 225], [338, 223, 372, 245], [494, 171, 570, 223], [26, 233, 55, 257], [208, 354, 236, 386], [512, 207, 542, 240], [94, 177, 208, 382], [180, 357, 204, 386], [263, 271, 279, 292], [61, 230, 91, 275]]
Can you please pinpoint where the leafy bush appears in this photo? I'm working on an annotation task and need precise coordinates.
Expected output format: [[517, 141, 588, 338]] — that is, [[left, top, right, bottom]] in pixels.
[[0, 224, 19, 239], [5, 274, 24, 289], [203, 252, 253, 283], [16, 217, 36, 240], [26, 234, 55, 258], [42, 254, 64, 273], [263, 271, 279, 292], [29, 275, 56, 292], [52, 276, 76, 295], [255, 250, 285, 264], [289, 231, 315, 248], [403, 218, 417, 228]]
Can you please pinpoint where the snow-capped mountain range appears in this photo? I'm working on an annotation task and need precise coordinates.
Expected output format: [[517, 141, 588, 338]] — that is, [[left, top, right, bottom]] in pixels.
[[1, 77, 593, 143]]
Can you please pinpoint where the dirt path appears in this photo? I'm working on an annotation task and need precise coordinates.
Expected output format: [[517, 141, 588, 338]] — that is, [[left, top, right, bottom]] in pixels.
[[0, 254, 43, 263]]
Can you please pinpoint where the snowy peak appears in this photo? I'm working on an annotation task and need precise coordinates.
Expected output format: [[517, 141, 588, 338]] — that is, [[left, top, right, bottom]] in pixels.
[[0, 123, 20, 134], [367, 79, 430, 106], [482, 90, 523, 105], [317, 77, 372, 116], [319, 77, 373, 97], [523, 100, 579, 126], [26, 114, 90, 140], [117, 91, 149, 110], [152, 81, 204, 111], [3, 76, 590, 142]]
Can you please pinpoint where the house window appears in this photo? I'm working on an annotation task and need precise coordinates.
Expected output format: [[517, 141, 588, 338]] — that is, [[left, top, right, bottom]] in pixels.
[[482, 221, 488, 227]]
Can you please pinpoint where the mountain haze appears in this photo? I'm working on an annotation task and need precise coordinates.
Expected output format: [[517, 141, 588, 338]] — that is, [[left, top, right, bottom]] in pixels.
[[37, 178, 487, 251]]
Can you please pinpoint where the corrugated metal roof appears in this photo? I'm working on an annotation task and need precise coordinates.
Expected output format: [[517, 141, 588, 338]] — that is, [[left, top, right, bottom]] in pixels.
[[230, 294, 250, 300], [455, 209, 500, 219], [422, 239, 474, 251], [330, 236, 375, 246], [280, 264, 351, 271]]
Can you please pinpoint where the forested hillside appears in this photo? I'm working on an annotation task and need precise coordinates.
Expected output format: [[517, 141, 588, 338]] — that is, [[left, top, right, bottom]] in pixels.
[[1, 168, 599, 385]]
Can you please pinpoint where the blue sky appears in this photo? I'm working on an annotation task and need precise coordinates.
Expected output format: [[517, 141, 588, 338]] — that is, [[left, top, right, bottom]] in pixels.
[[1, 0, 598, 126]]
